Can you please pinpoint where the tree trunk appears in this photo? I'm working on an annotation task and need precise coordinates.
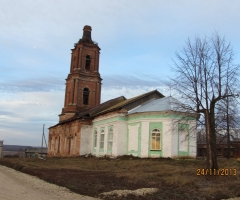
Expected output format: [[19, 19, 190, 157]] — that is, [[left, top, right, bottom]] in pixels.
[[210, 105, 218, 169], [205, 108, 219, 170], [226, 97, 231, 159], [205, 110, 212, 169]]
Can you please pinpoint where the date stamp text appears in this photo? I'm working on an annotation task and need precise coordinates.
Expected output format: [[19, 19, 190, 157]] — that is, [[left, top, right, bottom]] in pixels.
[[197, 168, 237, 176]]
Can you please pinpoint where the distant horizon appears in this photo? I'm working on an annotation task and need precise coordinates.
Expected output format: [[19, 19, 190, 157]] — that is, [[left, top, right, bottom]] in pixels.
[[2, 144, 47, 147], [3, 144, 42, 146]]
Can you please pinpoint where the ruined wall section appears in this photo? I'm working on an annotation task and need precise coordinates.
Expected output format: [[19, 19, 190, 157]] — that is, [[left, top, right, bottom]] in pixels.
[[48, 119, 91, 157]]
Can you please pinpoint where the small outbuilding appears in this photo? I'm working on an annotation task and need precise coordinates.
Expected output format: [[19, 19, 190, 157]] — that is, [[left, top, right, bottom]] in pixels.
[[25, 147, 48, 158]]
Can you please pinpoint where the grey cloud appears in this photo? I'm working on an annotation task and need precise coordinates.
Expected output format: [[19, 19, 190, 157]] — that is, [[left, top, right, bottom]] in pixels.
[[102, 74, 166, 89], [0, 77, 65, 92], [0, 111, 16, 116], [0, 74, 166, 92]]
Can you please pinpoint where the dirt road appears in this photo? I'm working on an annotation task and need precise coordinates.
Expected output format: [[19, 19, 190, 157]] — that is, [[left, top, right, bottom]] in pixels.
[[0, 165, 100, 200]]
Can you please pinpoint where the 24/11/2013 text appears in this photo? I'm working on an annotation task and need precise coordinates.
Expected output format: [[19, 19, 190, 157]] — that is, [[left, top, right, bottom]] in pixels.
[[197, 168, 237, 176]]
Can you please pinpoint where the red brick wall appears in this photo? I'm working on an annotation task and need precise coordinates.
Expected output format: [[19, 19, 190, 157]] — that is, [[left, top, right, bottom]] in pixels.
[[48, 119, 91, 157]]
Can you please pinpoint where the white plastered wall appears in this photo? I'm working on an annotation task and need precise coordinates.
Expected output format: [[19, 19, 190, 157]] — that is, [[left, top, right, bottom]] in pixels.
[[170, 120, 179, 158], [140, 121, 149, 158], [80, 125, 93, 155], [116, 121, 127, 156], [92, 113, 128, 157], [127, 122, 140, 157], [129, 116, 195, 158], [109, 122, 118, 157], [161, 119, 173, 158], [139, 118, 173, 158], [128, 118, 173, 158], [189, 121, 197, 157], [169, 119, 197, 158], [92, 112, 197, 158]]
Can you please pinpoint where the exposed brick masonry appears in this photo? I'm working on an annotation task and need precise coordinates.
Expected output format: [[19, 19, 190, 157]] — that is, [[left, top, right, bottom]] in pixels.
[[48, 25, 102, 156], [59, 25, 102, 122]]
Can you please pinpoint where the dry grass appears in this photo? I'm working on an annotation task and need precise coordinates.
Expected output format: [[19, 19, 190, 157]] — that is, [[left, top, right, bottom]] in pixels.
[[0, 156, 240, 200]]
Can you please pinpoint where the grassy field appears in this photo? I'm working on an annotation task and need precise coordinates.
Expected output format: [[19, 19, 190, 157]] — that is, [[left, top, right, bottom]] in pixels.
[[0, 156, 239, 200]]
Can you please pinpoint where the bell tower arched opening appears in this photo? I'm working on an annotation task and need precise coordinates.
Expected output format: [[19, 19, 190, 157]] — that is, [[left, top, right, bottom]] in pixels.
[[85, 55, 91, 71], [83, 88, 89, 105]]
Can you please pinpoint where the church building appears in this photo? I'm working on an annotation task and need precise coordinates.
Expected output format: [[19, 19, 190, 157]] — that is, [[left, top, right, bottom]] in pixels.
[[48, 25, 197, 158]]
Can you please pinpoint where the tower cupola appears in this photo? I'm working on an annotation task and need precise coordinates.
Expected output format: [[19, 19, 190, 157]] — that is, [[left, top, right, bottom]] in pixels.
[[79, 25, 93, 43]]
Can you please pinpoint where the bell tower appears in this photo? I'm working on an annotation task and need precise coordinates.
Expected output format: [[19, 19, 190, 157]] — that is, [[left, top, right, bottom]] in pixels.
[[59, 25, 102, 122]]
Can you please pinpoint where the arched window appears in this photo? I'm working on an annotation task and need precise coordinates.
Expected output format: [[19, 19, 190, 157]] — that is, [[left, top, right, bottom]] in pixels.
[[100, 129, 105, 149], [151, 128, 161, 150], [94, 130, 97, 148], [83, 88, 89, 105], [85, 55, 91, 71], [57, 136, 60, 153], [108, 127, 113, 151], [68, 135, 72, 155]]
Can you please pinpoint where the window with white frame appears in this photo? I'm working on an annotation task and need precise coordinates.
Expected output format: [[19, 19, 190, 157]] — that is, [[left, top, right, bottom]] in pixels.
[[108, 127, 113, 151], [151, 128, 161, 150], [94, 130, 97, 148], [100, 129, 105, 149]]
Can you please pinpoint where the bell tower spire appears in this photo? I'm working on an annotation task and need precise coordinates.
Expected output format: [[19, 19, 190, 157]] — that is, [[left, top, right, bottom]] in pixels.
[[59, 25, 102, 122], [80, 25, 93, 43]]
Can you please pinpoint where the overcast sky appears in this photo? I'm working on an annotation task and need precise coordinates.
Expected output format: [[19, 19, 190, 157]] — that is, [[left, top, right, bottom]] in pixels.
[[1, 0, 240, 146]]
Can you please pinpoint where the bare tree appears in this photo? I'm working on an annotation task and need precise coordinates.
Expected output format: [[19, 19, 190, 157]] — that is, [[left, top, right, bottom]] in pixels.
[[170, 32, 239, 169], [215, 96, 240, 158]]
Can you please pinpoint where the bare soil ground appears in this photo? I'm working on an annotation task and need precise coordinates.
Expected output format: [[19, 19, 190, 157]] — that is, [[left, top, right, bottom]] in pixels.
[[0, 165, 99, 200], [0, 156, 240, 200]]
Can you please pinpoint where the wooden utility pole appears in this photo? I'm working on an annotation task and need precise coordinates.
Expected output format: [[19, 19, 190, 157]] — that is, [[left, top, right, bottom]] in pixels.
[[41, 124, 48, 157]]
